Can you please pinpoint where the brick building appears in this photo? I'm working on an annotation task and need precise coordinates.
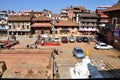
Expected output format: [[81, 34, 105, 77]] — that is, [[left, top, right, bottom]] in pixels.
[[54, 20, 79, 35], [78, 13, 98, 35], [0, 11, 8, 36], [31, 16, 52, 34], [96, 6, 110, 31], [100, 1, 120, 49], [7, 15, 31, 35]]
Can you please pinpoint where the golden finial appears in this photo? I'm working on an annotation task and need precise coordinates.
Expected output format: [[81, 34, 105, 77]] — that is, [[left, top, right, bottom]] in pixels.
[[85, 49, 89, 57]]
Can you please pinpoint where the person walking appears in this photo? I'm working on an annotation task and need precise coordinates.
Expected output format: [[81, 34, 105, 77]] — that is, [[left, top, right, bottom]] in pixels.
[[54, 48, 59, 55], [41, 39, 44, 46], [88, 38, 90, 44], [35, 45, 37, 49]]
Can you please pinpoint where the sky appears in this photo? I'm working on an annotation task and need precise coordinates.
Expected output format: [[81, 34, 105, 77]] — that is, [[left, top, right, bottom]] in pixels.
[[0, 0, 118, 14]]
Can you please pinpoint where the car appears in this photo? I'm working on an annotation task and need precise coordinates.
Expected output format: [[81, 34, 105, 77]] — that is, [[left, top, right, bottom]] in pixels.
[[94, 42, 113, 50], [83, 37, 89, 42], [61, 36, 68, 43], [76, 36, 83, 43], [72, 47, 85, 58], [53, 37, 61, 42], [69, 36, 75, 43]]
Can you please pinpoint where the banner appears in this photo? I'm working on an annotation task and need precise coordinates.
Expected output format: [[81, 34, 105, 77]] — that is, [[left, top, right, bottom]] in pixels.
[[114, 24, 120, 36]]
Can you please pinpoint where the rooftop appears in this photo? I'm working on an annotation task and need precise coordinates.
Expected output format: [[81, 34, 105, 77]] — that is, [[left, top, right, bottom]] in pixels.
[[79, 13, 98, 18], [104, 1, 120, 12], [7, 15, 31, 21], [54, 20, 79, 26], [32, 16, 51, 21], [31, 23, 52, 27]]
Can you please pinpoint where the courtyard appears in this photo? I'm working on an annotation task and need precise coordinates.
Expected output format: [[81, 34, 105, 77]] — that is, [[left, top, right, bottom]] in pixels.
[[0, 35, 120, 79]]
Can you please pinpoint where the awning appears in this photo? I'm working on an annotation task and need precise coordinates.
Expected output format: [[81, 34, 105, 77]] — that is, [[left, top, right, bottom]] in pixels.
[[31, 23, 52, 27]]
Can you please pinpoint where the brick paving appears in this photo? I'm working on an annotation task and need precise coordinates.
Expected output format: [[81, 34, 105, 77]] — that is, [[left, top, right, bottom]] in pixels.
[[0, 49, 52, 79], [0, 36, 53, 79], [54, 42, 120, 79], [0, 35, 120, 79]]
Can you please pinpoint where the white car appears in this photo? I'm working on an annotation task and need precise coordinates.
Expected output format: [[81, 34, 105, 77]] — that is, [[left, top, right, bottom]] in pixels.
[[53, 37, 61, 42], [94, 42, 113, 50], [69, 36, 75, 43]]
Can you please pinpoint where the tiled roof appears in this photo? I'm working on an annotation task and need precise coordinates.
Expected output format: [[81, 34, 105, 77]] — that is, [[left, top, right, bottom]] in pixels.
[[63, 7, 73, 11], [73, 10, 82, 12], [7, 15, 31, 21], [79, 13, 98, 18], [73, 6, 86, 10], [104, 2, 120, 12], [31, 23, 52, 27], [43, 11, 52, 15], [32, 16, 51, 21], [52, 14, 60, 17], [54, 20, 79, 26], [79, 6, 86, 10], [33, 11, 43, 14], [63, 6, 86, 11]]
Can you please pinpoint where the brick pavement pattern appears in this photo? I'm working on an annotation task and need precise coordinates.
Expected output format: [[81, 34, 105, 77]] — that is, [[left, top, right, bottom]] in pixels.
[[0, 35, 120, 79]]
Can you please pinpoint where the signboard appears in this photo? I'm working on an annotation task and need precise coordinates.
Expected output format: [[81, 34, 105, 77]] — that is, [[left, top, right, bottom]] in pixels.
[[114, 24, 120, 36]]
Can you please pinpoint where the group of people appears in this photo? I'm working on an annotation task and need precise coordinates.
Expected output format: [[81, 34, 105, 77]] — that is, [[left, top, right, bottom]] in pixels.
[[36, 34, 45, 46], [33, 34, 46, 47]]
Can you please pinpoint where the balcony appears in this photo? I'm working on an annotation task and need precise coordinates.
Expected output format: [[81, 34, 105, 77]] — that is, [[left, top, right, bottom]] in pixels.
[[99, 20, 108, 23], [81, 24, 97, 27], [79, 27, 98, 32], [80, 19, 97, 22], [8, 27, 30, 32]]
